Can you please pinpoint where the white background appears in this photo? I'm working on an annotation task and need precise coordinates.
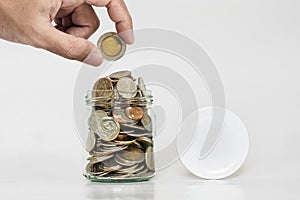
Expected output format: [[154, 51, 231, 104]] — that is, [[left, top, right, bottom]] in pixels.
[[0, 0, 300, 199]]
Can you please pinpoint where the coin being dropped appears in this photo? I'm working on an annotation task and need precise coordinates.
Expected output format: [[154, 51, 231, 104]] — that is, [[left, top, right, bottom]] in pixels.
[[125, 106, 144, 121], [116, 77, 137, 98], [98, 117, 120, 141], [86, 131, 96, 152], [93, 77, 113, 98], [97, 32, 126, 61]]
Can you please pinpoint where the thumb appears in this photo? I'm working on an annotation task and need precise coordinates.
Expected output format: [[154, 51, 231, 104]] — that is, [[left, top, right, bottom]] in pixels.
[[38, 26, 103, 66]]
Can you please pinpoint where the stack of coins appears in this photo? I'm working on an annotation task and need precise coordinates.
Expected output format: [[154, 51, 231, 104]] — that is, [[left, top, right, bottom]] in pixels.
[[85, 70, 155, 179]]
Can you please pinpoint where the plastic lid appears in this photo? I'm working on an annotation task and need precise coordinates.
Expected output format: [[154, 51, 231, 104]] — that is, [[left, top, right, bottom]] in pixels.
[[176, 107, 249, 179]]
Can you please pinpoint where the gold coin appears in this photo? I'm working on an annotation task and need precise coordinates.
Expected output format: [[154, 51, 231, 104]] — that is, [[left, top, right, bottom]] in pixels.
[[97, 32, 126, 61]]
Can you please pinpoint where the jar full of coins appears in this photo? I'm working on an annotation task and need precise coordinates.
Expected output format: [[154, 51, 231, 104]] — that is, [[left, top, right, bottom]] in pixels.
[[84, 71, 155, 182]]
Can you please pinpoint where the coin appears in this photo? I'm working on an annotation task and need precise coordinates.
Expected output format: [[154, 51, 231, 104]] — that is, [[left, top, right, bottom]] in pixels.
[[138, 77, 146, 95], [120, 147, 145, 162], [99, 158, 122, 172], [112, 109, 136, 124], [127, 132, 152, 138], [97, 32, 126, 61], [109, 70, 132, 80], [136, 137, 153, 147], [98, 117, 120, 141], [116, 77, 137, 98], [86, 131, 96, 152], [87, 154, 114, 164], [93, 77, 113, 97], [125, 106, 144, 121], [114, 139, 136, 146], [141, 113, 152, 131], [88, 110, 108, 135], [145, 146, 155, 171], [115, 154, 141, 166]]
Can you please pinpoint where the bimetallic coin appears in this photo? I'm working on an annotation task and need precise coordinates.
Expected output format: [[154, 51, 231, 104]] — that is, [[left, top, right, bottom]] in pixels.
[[125, 106, 144, 121], [141, 113, 153, 131], [93, 77, 113, 97], [98, 117, 120, 141], [86, 131, 96, 152], [109, 70, 132, 80], [116, 77, 137, 98], [97, 32, 126, 61], [145, 146, 155, 171]]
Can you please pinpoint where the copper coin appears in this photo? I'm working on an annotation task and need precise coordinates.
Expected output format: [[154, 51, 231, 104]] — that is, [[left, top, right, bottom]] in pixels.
[[125, 106, 144, 121]]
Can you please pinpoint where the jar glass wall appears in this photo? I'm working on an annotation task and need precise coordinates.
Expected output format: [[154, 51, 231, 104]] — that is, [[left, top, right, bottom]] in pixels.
[[84, 90, 155, 182]]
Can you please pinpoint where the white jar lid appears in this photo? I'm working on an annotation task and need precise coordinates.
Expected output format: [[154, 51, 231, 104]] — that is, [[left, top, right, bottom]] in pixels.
[[176, 107, 249, 179]]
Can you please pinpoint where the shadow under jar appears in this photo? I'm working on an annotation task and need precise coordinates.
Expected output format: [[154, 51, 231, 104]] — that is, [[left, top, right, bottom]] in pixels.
[[84, 89, 155, 182]]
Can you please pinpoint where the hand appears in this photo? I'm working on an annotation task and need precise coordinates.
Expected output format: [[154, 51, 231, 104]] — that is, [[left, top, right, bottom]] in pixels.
[[0, 0, 133, 66]]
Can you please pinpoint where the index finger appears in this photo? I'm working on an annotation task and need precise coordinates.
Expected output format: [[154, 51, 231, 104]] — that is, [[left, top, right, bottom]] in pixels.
[[86, 0, 134, 44]]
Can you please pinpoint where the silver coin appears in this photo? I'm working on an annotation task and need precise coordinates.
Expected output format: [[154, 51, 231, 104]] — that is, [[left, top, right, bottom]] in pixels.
[[141, 113, 152, 131], [87, 154, 114, 164], [93, 77, 114, 97], [127, 132, 153, 138], [117, 164, 139, 173], [88, 110, 108, 135], [109, 70, 132, 80], [121, 123, 146, 131], [114, 154, 141, 167], [114, 139, 136, 146], [138, 77, 146, 93], [119, 147, 145, 163], [116, 77, 137, 98], [100, 145, 127, 153], [145, 146, 155, 171], [112, 109, 137, 124], [86, 131, 96, 152], [99, 158, 122, 172], [130, 164, 146, 174], [98, 117, 120, 141]]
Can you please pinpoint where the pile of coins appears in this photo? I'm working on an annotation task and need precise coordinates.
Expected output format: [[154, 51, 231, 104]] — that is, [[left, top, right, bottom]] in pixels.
[[85, 70, 155, 179]]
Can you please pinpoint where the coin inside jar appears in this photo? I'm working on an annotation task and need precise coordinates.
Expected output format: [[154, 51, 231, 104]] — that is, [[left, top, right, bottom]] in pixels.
[[98, 117, 120, 141], [97, 32, 126, 61], [125, 106, 144, 121]]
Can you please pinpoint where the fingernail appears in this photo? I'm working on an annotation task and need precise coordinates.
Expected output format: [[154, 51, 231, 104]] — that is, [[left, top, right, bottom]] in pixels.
[[83, 48, 103, 67]]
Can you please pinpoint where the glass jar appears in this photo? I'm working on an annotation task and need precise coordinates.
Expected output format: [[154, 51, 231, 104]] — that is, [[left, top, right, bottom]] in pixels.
[[83, 89, 155, 182]]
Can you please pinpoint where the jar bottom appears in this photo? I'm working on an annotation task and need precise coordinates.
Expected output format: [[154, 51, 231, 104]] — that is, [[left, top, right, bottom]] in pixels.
[[84, 173, 155, 183]]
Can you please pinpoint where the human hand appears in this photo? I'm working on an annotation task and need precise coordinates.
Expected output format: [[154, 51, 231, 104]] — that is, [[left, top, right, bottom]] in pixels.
[[0, 0, 133, 66]]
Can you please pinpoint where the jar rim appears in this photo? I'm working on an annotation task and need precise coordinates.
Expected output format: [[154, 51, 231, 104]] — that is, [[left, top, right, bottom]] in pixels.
[[85, 90, 153, 105]]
